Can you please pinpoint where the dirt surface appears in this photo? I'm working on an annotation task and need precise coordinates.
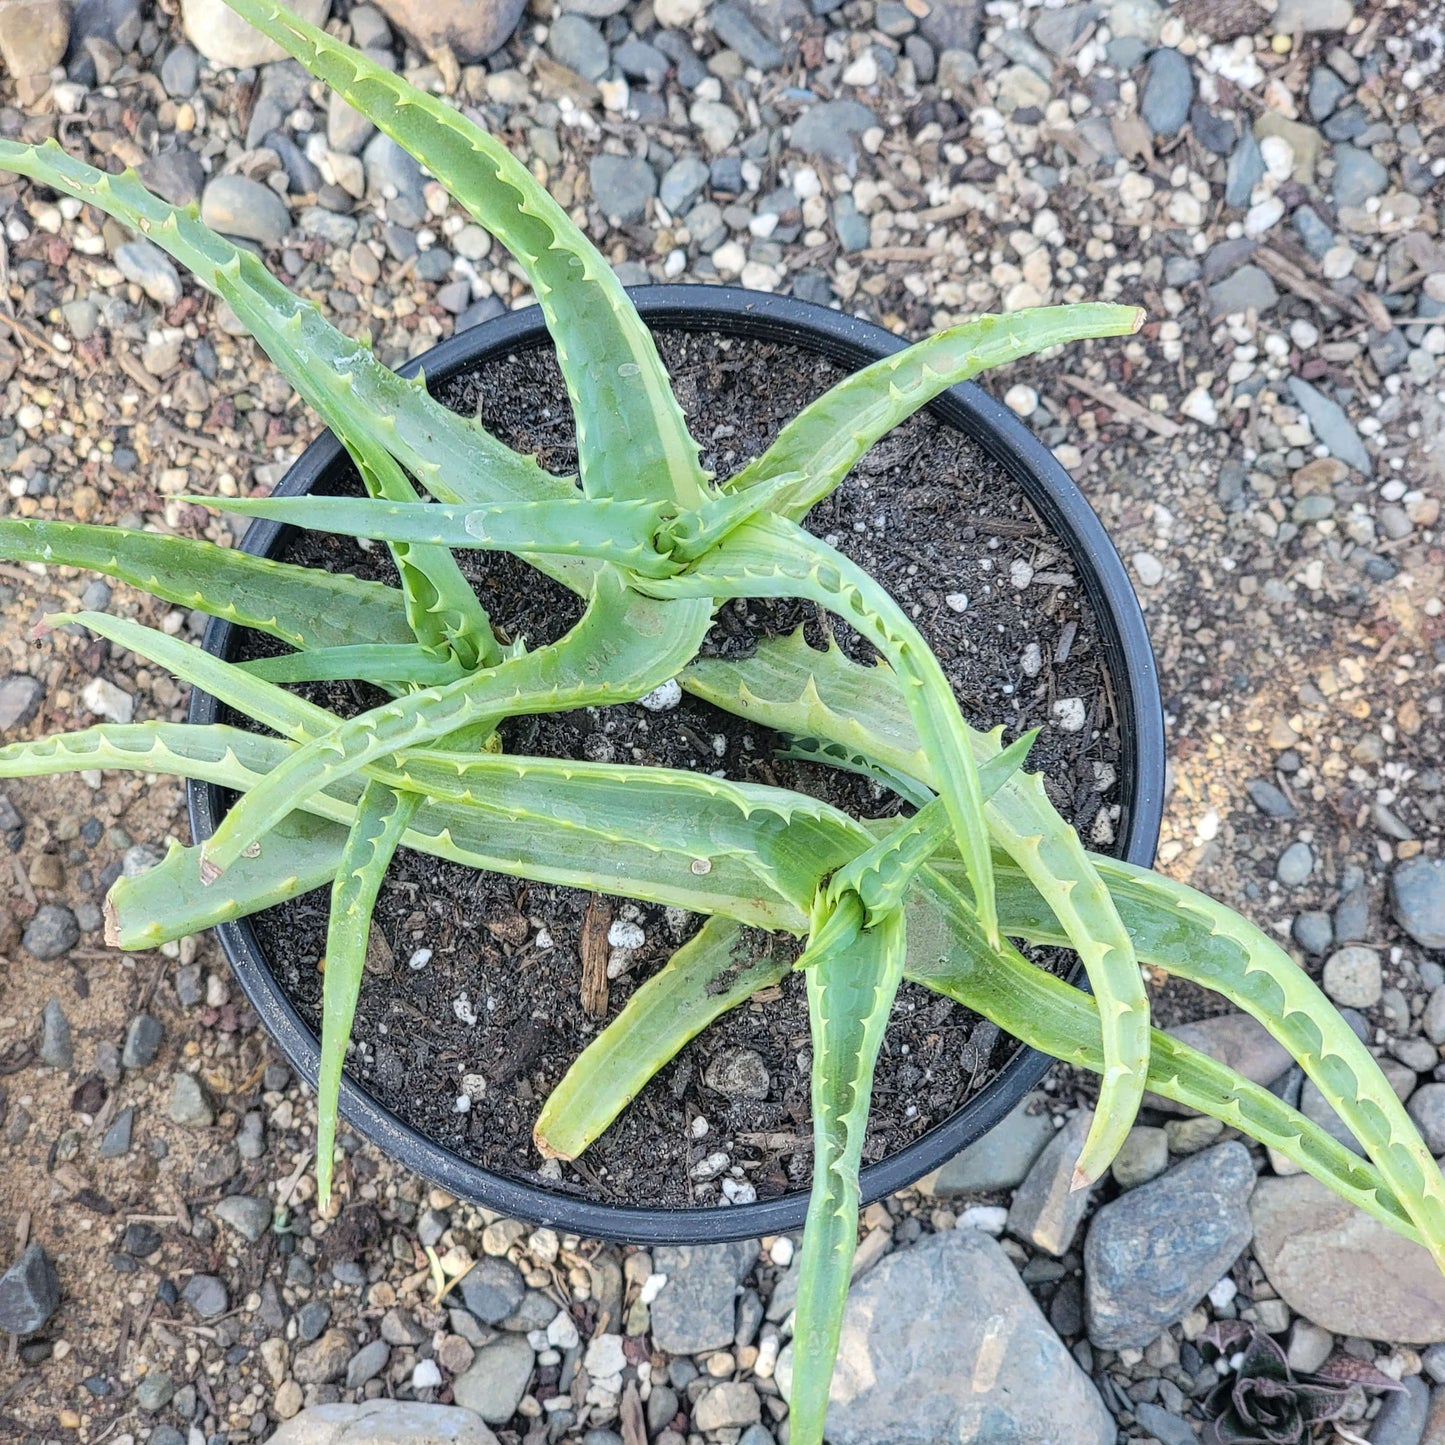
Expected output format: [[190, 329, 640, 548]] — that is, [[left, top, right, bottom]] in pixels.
[[238, 329, 1126, 1208]]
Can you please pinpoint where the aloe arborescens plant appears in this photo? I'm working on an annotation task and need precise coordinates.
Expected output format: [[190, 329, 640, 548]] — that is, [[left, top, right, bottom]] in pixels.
[[3, 3, 1445, 1439]]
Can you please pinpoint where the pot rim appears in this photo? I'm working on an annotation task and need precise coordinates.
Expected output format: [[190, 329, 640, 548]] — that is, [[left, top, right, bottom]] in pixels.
[[190, 284, 1165, 1244]]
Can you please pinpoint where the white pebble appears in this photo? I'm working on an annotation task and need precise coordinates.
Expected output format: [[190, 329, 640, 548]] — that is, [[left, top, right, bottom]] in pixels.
[[1321, 246, 1356, 281], [1208, 1277, 1238, 1309], [1020, 642, 1043, 677], [1131, 552, 1164, 587], [1004, 383, 1039, 418], [1180, 387, 1218, 426], [638, 678, 682, 712], [956, 1205, 1008, 1235], [453, 1093, 472, 1113], [1009, 559, 1034, 590], [769, 1237, 795, 1267], [452, 993, 478, 1026], [407, 948, 432, 970], [412, 1360, 443, 1390], [945, 592, 969, 613], [607, 919, 646, 950], [721, 1178, 758, 1204], [639, 1272, 667, 1305], [1052, 697, 1087, 733], [1290, 319, 1319, 350]]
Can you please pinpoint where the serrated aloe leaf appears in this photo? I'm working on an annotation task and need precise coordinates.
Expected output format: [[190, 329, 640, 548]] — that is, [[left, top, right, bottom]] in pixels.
[[828, 729, 1036, 924], [662, 472, 803, 562], [197, 575, 713, 878], [219, 0, 709, 511], [239, 644, 468, 687], [902, 869, 1423, 1245], [339, 439, 499, 669], [534, 917, 790, 1160], [726, 305, 1144, 521], [106, 812, 341, 949], [773, 736, 933, 809], [0, 518, 413, 650], [790, 907, 907, 1445], [974, 855, 1445, 1268], [317, 781, 419, 1203], [199, 494, 675, 577], [695, 627, 1149, 1185], [646, 514, 1000, 947], [0, 142, 584, 543]]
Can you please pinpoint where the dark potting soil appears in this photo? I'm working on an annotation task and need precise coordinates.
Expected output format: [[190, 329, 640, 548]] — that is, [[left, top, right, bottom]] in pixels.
[[237, 328, 1127, 1209]]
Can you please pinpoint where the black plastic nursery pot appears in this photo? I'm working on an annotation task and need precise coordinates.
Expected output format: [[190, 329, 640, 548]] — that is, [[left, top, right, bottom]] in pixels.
[[189, 285, 1166, 1244]]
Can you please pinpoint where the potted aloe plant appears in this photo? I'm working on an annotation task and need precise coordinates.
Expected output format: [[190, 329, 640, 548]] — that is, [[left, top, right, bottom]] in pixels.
[[3, 3, 1444, 1440]]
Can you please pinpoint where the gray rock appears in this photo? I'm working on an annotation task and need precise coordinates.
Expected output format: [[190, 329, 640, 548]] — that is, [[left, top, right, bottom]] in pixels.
[[710, 2, 782, 68], [1293, 910, 1333, 955], [1369, 1375, 1429, 1445], [180, 0, 330, 67], [832, 195, 870, 253], [1276, 840, 1314, 886], [457, 1258, 526, 1325], [181, 1273, 229, 1320], [298, 1301, 332, 1342], [789, 100, 878, 172], [923, 1092, 1056, 1196], [1288, 375, 1372, 476], [1273, 0, 1353, 31], [1335, 883, 1371, 944], [1332, 145, 1389, 209], [136, 1369, 174, 1411], [0, 1244, 60, 1335], [588, 154, 656, 225], [1225, 131, 1260, 209], [1007, 1110, 1094, 1256], [660, 156, 708, 214], [1208, 265, 1279, 316], [917, 0, 982, 53], [169, 1073, 215, 1128], [25, 906, 79, 962], [1409, 1083, 1445, 1154], [0, 674, 43, 731], [451, 1334, 535, 1424], [1423, 987, 1445, 1046], [99, 1106, 134, 1158], [1247, 776, 1295, 819], [115, 241, 183, 307], [652, 1241, 759, 1353], [295, 1329, 356, 1385], [548, 14, 609, 80], [37, 997, 73, 1067], [267, 1402, 501, 1445], [1294, 204, 1336, 259], [1032, 4, 1096, 56], [139, 147, 207, 207], [346, 1337, 391, 1390], [1085, 1142, 1256, 1349], [614, 37, 668, 85], [200, 175, 291, 248], [1308, 66, 1350, 120], [703, 1047, 770, 1100], [1252, 1173, 1445, 1341], [159, 42, 200, 97], [363, 133, 426, 220], [1394, 858, 1445, 950], [121, 1013, 163, 1070], [1141, 47, 1192, 137], [214, 1195, 272, 1243], [1322, 945, 1382, 1007], [780, 1230, 1113, 1445], [1135, 1404, 1196, 1445], [694, 1382, 761, 1431], [372, 0, 524, 62], [1111, 1126, 1169, 1189]]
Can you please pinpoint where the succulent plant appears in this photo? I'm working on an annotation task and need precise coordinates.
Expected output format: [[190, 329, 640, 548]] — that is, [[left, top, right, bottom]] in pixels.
[[1201, 1321, 1403, 1445], [3, 3, 1445, 1439]]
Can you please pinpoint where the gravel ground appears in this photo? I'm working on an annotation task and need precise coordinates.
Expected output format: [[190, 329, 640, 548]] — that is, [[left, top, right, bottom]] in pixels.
[[1, 0, 1445, 1441]]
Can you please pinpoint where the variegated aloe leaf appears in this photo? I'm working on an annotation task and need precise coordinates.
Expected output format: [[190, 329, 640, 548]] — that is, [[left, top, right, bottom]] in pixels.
[[536, 862, 1424, 1247], [239, 644, 468, 687], [198, 494, 675, 577], [646, 513, 1001, 946], [220, 0, 709, 511], [790, 907, 907, 1445], [972, 855, 1445, 1269], [317, 781, 419, 1203], [0, 519, 414, 651], [687, 626, 1149, 1185], [534, 916, 792, 1160], [336, 437, 499, 670], [725, 305, 1143, 522], [0, 143, 589, 552]]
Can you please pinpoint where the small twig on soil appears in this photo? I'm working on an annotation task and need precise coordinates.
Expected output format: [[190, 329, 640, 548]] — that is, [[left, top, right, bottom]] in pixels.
[[580, 895, 612, 1021], [0, 310, 59, 355], [10, 858, 37, 911], [1062, 374, 1183, 438]]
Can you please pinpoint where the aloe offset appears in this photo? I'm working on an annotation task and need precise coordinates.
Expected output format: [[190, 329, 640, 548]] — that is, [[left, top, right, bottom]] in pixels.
[[1, 3, 1443, 1439]]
